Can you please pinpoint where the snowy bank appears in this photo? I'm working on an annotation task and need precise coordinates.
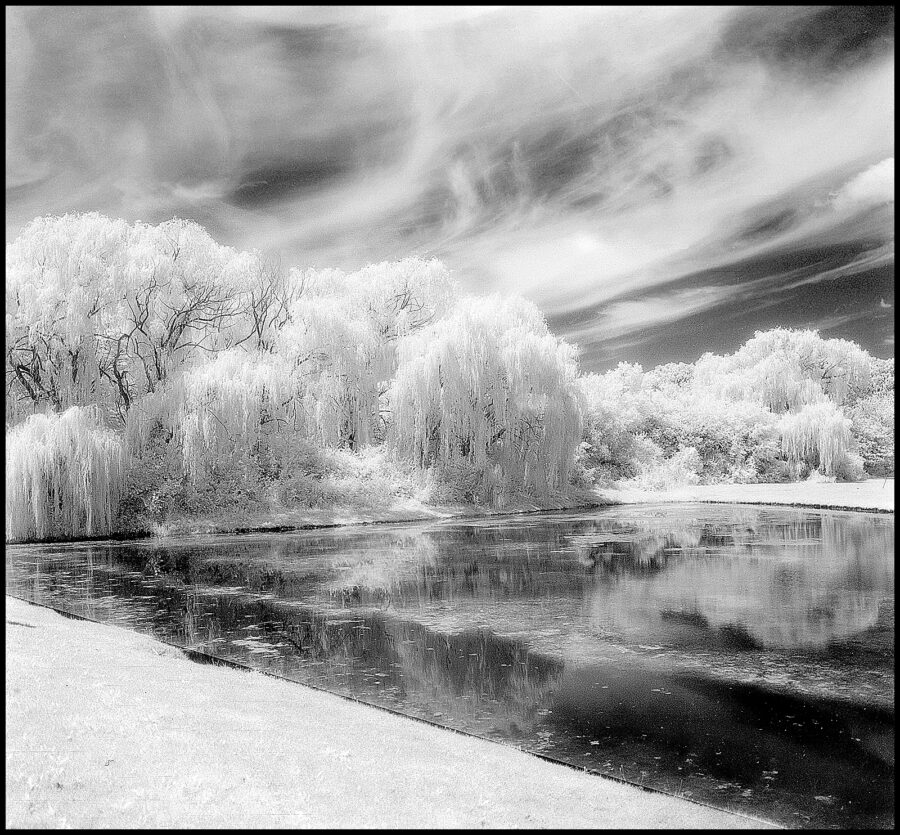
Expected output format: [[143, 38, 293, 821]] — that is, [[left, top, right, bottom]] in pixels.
[[597, 478, 894, 513], [5, 597, 774, 829]]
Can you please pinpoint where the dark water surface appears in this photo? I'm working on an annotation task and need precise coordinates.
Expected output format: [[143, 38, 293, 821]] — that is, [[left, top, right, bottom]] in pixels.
[[6, 504, 894, 828]]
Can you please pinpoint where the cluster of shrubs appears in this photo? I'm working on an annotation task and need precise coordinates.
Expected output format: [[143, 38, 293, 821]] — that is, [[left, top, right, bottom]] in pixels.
[[577, 334, 893, 489]]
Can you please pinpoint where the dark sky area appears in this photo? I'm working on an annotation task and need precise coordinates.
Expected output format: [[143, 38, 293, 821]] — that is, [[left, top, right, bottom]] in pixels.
[[5, 6, 894, 371]]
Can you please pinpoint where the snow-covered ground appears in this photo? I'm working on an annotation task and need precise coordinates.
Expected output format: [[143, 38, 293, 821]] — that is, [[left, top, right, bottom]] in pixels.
[[597, 478, 894, 513], [5, 597, 774, 829]]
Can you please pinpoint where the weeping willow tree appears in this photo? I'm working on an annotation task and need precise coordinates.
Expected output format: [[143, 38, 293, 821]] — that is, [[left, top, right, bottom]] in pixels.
[[5, 213, 128, 423], [6, 406, 125, 542], [390, 295, 582, 505], [124, 349, 298, 484], [6, 213, 279, 425], [779, 401, 854, 477], [275, 258, 457, 449]]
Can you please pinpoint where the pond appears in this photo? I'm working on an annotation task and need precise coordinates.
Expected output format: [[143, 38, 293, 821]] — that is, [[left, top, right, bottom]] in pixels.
[[5, 503, 894, 829]]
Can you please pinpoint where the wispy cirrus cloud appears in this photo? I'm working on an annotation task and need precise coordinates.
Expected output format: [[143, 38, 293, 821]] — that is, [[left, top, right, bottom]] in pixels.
[[832, 157, 894, 213], [564, 286, 739, 347]]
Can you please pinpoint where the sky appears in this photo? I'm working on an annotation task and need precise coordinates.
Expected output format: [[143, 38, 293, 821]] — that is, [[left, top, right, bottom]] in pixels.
[[5, 5, 894, 371]]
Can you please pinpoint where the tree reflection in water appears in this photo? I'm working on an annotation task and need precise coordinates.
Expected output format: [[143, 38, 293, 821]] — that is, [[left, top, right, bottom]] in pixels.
[[581, 510, 894, 649]]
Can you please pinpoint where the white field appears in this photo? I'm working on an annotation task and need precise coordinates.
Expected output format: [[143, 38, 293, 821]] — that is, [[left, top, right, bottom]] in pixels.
[[5, 597, 775, 830]]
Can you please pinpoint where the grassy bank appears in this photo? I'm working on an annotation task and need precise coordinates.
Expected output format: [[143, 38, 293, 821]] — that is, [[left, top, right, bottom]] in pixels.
[[139, 491, 604, 538], [5, 597, 775, 829], [9, 480, 890, 546]]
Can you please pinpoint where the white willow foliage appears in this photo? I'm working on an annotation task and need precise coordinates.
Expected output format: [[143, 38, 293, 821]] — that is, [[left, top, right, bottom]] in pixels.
[[276, 258, 457, 449], [686, 328, 876, 477], [390, 295, 582, 504], [6, 213, 128, 419], [693, 328, 873, 412], [162, 350, 296, 482], [779, 401, 852, 476], [6, 406, 125, 542], [579, 363, 650, 431], [6, 213, 273, 422], [6, 214, 128, 344], [578, 326, 881, 483]]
